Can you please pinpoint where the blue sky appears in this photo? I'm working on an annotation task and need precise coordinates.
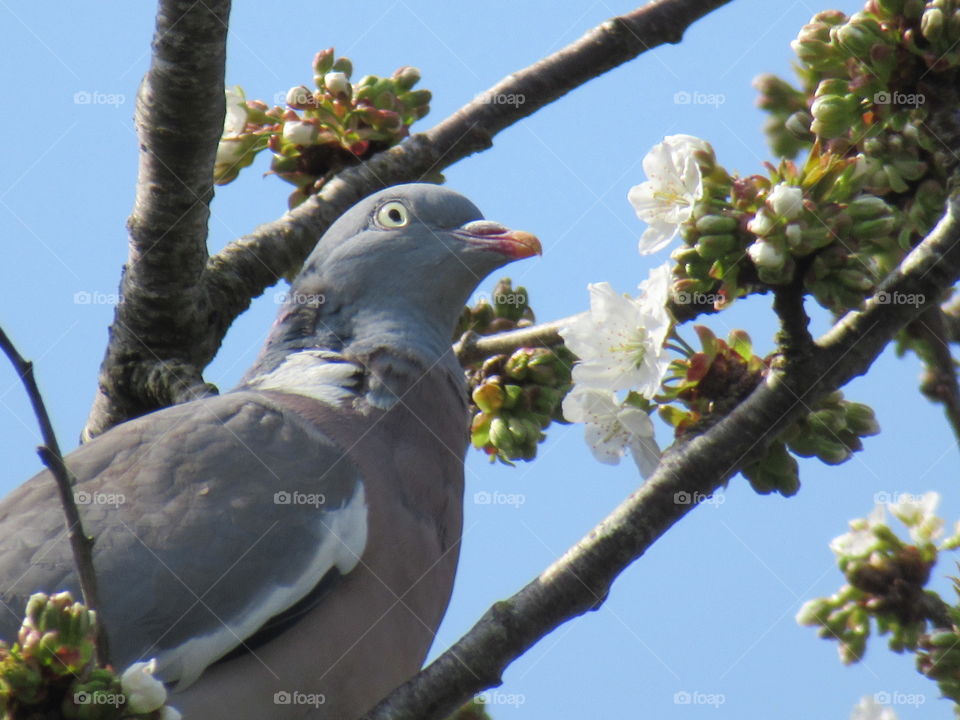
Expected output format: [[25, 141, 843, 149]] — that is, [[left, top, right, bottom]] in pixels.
[[1, 1, 956, 718]]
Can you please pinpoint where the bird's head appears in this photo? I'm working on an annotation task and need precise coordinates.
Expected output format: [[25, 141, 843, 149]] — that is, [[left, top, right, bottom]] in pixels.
[[250, 183, 541, 374]]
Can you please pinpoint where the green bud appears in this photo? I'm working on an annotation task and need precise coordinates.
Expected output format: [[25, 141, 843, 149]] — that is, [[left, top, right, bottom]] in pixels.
[[922, 8, 946, 42], [884, 165, 910, 193], [694, 214, 738, 234], [472, 383, 504, 414], [695, 234, 738, 261], [331, 56, 353, 78], [393, 66, 421, 91], [811, 94, 857, 139], [833, 18, 884, 57], [875, 0, 905, 13], [400, 89, 432, 111], [313, 48, 335, 76], [846, 194, 891, 220], [502, 383, 524, 409], [844, 402, 880, 436], [814, 436, 851, 464], [489, 417, 517, 455], [851, 216, 897, 240], [815, 78, 849, 97], [784, 111, 814, 140], [929, 631, 960, 647]]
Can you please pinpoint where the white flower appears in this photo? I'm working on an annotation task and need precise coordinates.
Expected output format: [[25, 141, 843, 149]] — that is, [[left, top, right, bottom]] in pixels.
[[768, 183, 804, 219], [223, 86, 247, 137], [560, 264, 672, 398], [747, 209, 777, 237], [628, 134, 710, 255], [324, 71, 351, 98], [161, 707, 183, 720], [562, 388, 660, 477], [747, 239, 785, 269], [850, 696, 898, 720], [215, 139, 245, 168], [283, 120, 317, 145], [830, 504, 885, 558], [121, 660, 167, 713], [889, 491, 942, 542]]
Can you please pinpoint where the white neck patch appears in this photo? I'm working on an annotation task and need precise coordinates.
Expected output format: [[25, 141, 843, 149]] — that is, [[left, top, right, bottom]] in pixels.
[[245, 351, 360, 406]]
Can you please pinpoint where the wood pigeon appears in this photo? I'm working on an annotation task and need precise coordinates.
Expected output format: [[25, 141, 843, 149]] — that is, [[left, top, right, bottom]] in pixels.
[[0, 183, 540, 719]]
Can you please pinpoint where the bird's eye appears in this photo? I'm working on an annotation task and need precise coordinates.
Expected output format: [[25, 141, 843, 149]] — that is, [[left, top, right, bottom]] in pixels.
[[376, 201, 409, 228]]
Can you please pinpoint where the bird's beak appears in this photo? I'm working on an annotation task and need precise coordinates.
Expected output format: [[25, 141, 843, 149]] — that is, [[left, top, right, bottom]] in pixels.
[[454, 221, 542, 260]]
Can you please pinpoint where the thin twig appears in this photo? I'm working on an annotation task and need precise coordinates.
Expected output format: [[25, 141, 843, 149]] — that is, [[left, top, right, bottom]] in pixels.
[[0, 327, 109, 666], [906, 308, 960, 447]]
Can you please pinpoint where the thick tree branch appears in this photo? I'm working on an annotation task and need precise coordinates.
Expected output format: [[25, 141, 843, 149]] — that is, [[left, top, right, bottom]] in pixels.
[[84, 0, 734, 437], [362, 194, 960, 720], [83, 0, 231, 440], [0, 328, 109, 666]]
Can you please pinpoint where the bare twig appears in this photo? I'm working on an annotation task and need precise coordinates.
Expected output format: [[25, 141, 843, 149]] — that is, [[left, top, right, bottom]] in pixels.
[[0, 327, 109, 666], [84, 0, 734, 438], [905, 308, 960, 446], [362, 195, 960, 720], [454, 316, 574, 366]]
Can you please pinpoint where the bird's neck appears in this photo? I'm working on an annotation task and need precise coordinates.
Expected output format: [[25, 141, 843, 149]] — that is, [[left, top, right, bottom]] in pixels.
[[238, 303, 463, 410]]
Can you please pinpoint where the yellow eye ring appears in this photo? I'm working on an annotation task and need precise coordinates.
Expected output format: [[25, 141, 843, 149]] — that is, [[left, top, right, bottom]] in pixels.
[[376, 201, 409, 228]]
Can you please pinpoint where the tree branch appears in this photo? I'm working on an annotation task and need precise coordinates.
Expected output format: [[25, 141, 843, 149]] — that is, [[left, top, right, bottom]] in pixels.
[[361, 194, 960, 720], [0, 328, 109, 666], [906, 307, 960, 446], [84, 0, 734, 438], [83, 0, 231, 440]]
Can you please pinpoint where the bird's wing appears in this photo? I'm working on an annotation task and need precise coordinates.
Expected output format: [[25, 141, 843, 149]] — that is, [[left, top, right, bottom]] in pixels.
[[0, 390, 366, 688]]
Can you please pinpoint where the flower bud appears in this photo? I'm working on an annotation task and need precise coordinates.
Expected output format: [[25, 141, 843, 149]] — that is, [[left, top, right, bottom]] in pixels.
[[285, 85, 315, 109], [323, 72, 351, 100], [747, 209, 777, 237], [748, 239, 785, 269], [846, 194, 890, 220], [472, 382, 505, 414], [393, 66, 421, 91], [811, 94, 856, 138], [785, 111, 814, 140], [121, 660, 167, 713], [694, 234, 737, 261], [331, 57, 353, 77], [694, 214, 738, 234], [768, 183, 804, 219], [313, 48, 335, 76], [282, 120, 317, 146], [922, 8, 946, 42]]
